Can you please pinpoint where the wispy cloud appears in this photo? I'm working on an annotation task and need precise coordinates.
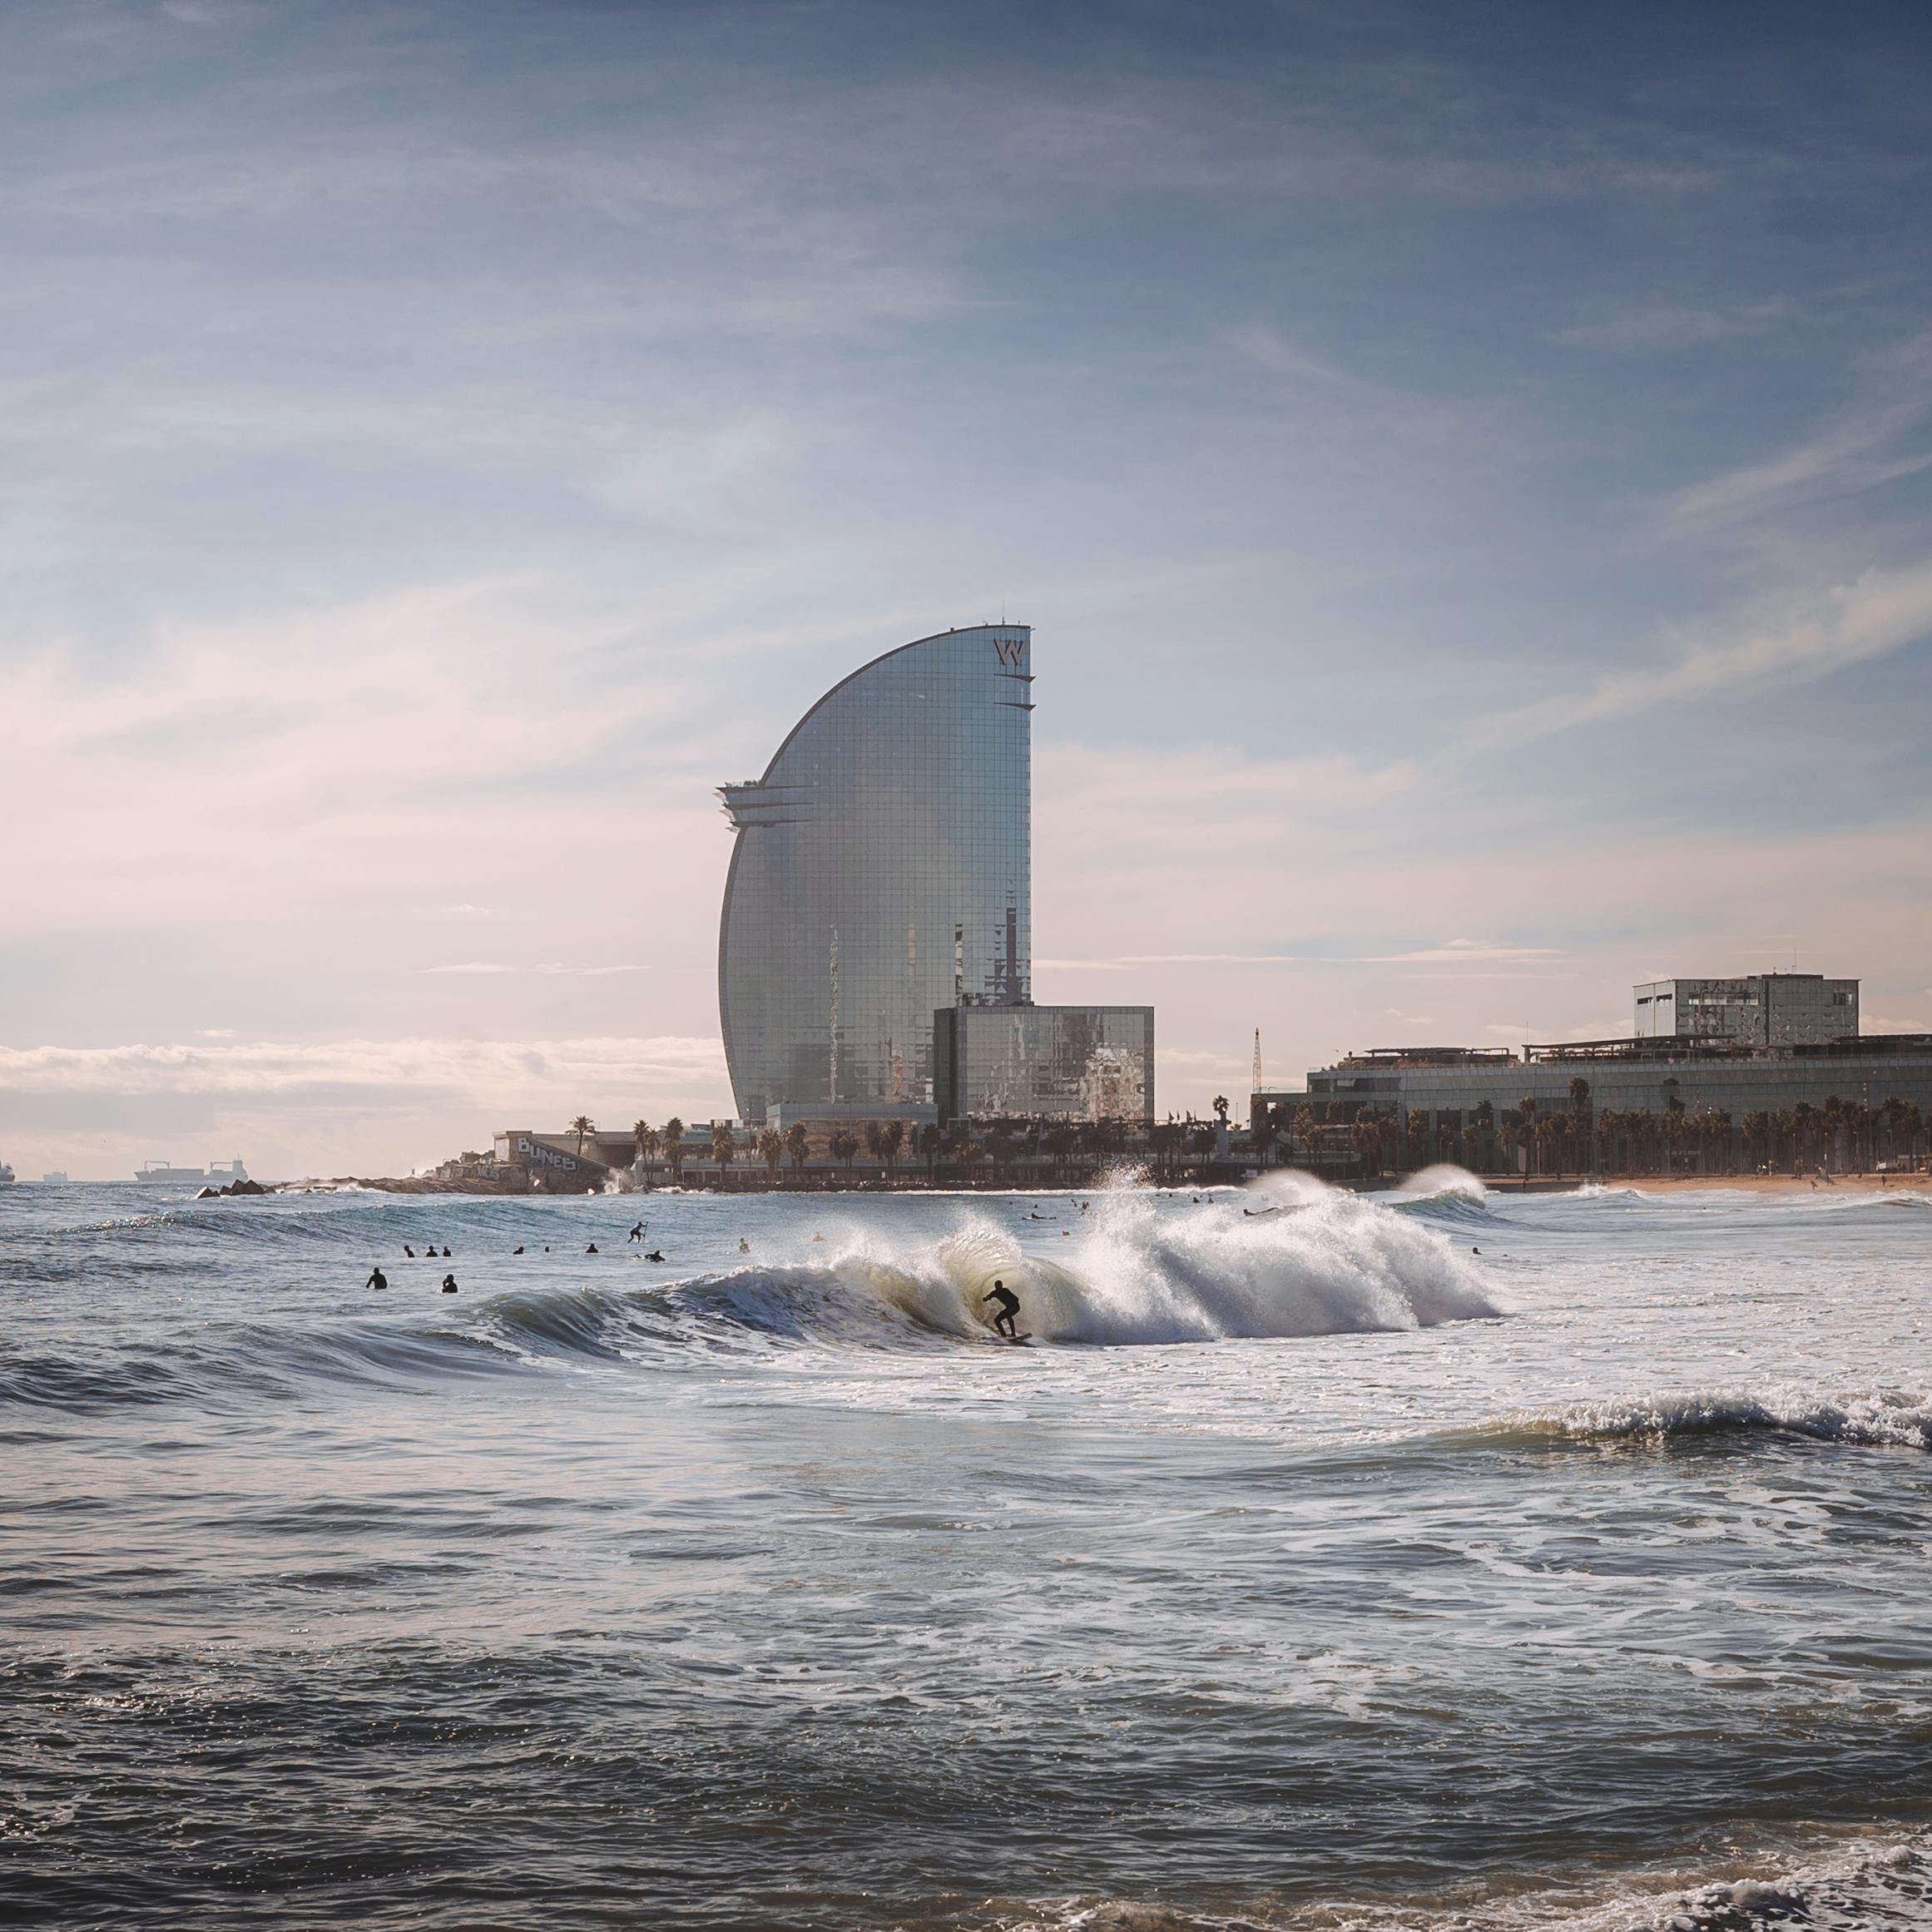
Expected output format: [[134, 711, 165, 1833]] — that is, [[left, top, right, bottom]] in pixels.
[[0, 1035, 728, 1098], [1037, 940, 1558, 970], [1556, 299, 1796, 353], [1459, 558, 1932, 751], [1669, 331, 1932, 528], [424, 963, 647, 977]]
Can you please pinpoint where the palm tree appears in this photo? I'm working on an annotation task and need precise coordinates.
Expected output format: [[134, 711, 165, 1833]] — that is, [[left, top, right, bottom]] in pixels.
[[1660, 1103, 1687, 1177], [1517, 1097, 1538, 1177], [709, 1119, 735, 1184], [864, 1119, 885, 1174], [785, 1122, 810, 1173], [663, 1117, 685, 1184], [633, 1118, 660, 1181], [880, 1117, 904, 1181], [1567, 1077, 1591, 1173], [829, 1129, 860, 1178], [1350, 1111, 1382, 1181], [757, 1127, 783, 1182], [1880, 1095, 1921, 1168], [917, 1122, 941, 1178], [570, 1114, 595, 1158]]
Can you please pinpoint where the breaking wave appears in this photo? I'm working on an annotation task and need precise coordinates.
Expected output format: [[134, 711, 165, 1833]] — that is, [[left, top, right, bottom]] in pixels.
[[1486, 1387, 1932, 1454], [0, 1187, 1501, 1413], [1023, 1834, 1932, 1932]]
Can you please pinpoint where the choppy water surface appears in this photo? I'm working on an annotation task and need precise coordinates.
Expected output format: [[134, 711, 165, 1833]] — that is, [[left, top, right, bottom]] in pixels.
[[2, 1177, 1928, 1930]]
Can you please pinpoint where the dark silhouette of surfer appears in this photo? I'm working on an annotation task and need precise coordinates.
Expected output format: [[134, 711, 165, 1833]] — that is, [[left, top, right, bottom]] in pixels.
[[403, 1245, 415, 1257], [981, 1278, 1021, 1339], [441, 1273, 458, 1294], [586, 1243, 598, 1255], [644, 1248, 665, 1262], [513, 1246, 524, 1255], [364, 1266, 388, 1291], [628, 1222, 646, 1243]]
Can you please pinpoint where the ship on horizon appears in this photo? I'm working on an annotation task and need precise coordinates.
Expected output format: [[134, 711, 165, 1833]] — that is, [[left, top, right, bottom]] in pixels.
[[132, 1157, 248, 1187]]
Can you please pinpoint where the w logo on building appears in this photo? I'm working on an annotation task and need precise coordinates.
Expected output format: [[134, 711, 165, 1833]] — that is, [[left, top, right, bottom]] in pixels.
[[993, 636, 1026, 667]]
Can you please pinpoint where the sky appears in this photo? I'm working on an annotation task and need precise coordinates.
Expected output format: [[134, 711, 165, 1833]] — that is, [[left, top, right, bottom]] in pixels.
[[5, 0, 1932, 1180]]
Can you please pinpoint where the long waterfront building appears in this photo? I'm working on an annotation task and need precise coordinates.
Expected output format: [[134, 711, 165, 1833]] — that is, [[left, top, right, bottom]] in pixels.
[[1254, 973, 1932, 1145]]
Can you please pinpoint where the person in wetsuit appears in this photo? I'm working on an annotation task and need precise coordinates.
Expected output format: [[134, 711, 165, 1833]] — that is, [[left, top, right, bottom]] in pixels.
[[365, 1266, 389, 1291], [441, 1273, 458, 1294], [629, 1222, 645, 1243], [981, 1278, 1021, 1339]]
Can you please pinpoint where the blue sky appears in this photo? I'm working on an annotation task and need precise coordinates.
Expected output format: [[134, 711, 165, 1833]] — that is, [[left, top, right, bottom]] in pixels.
[[4, 0, 1931, 1177]]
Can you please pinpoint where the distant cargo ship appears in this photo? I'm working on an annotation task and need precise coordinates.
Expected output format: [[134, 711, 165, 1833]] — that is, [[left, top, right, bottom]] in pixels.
[[133, 1157, 249, 1187]]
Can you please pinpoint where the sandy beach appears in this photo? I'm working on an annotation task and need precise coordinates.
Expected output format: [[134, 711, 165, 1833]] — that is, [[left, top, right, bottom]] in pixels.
[[1523, 1172, 1929, 1196]]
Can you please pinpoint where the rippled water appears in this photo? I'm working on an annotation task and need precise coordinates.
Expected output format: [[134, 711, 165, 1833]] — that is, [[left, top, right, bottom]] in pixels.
[[2, 1177, 1928, 1929]]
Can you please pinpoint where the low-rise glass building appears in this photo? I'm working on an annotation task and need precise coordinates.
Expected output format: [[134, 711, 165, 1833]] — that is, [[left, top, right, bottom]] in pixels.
[[1633, 973, 1858, 1045], [934, 1004, 1156, 1125]]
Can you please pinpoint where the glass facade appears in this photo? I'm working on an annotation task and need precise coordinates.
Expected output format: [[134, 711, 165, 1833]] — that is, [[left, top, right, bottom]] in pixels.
[[934, 1005, 1157, 1125], [717, 625, 1033, 1125]]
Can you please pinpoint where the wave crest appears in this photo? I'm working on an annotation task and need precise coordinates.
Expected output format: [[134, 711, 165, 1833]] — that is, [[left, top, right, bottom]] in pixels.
[[1495, 1388, 1930, 1454]]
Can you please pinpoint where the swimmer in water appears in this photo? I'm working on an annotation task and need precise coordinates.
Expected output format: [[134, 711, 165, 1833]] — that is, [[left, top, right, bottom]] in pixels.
[[586, 1243, 598, 1255], [981, 1278, 1021, 1340], [403, 1245, 415, 1257], [442, 1246, 452, 1259], [738, 1238, 751, 1253], [513, 1246, 524, 1255], [441, 1274, 458, 1294], [364, 1266, 389, 1291], [645, 1249, 665, 1262]]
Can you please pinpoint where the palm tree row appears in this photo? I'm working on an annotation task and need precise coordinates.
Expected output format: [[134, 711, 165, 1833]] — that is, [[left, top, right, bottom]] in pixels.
[[1295, 1092, 1927, 1179]]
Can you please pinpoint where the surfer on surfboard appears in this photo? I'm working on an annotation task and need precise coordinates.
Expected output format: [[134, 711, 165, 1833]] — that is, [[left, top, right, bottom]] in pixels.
[[981, 1278, 1022, 1340]]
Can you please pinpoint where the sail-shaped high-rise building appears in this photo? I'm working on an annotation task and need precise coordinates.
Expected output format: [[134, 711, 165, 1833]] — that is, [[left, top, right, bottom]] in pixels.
[[717, 625, 1035, 1127]]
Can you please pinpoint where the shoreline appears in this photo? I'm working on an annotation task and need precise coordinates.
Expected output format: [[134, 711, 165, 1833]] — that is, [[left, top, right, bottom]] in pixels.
[[1484, 1172, 1925, 1196]]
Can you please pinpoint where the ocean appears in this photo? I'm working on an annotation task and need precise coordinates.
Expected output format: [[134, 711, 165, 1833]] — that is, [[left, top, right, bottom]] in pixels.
[[2, 1175, 1928, 1930]]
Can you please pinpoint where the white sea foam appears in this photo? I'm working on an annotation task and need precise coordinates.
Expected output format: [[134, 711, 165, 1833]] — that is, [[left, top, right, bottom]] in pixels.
[[1027, 1833, 1932, 1932], [1392, 1163, 1490, 1203]]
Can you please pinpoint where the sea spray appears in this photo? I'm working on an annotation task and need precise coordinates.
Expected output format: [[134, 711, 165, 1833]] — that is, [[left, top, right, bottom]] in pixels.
[[764, 1184, 1501, 1345]]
